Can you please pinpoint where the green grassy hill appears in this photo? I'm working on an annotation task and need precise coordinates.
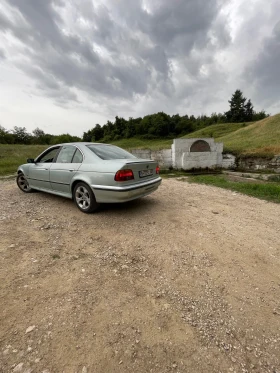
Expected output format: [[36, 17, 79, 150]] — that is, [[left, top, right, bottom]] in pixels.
[[218, 114, 280, 155], [183, 122, 253, 140], [182, 114, 280, 155]]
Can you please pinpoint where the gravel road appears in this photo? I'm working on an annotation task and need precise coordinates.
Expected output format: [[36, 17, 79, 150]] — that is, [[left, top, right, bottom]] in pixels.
[[0, 178, 280, 373]]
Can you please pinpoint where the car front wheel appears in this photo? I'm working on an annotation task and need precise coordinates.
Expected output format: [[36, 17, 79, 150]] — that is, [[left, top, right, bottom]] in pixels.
[[16, 173, 33, 193], [73, 182, 99, 213]]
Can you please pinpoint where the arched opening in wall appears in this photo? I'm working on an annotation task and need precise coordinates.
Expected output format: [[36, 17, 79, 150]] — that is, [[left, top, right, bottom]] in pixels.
[[190, 140, 211, 152]]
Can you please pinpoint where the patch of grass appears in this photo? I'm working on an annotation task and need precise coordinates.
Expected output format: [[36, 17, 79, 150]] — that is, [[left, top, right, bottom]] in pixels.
[[219, 114, 280, 155], [186, 175, 280, 203], [160, 169, 222, 178], [0, 144, 48, 176]]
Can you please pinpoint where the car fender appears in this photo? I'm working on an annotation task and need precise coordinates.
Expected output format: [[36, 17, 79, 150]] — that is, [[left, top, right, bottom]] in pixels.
[[70, 171, 113, 194], [17, 165, 30, 176]]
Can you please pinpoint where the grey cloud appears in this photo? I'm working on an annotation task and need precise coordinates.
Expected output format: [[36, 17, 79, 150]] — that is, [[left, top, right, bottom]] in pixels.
[[19, 63, 79, 104], [247, 21, 280, 106], [0, 0, 231, 111], [0, 48, 6, 59]]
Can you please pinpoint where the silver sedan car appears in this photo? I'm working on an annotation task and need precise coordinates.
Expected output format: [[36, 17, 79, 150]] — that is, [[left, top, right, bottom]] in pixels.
[[16, 143, 162, 213]]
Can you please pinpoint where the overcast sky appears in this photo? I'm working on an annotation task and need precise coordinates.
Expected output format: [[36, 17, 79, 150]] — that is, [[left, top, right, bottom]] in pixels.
[[0, 0, 279, 136]]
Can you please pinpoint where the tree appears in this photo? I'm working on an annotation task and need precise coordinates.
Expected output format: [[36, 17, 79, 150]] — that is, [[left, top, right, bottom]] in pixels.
[[225, 90, 269, 123], [124, 117, 137, 138], [12, 126, 31, 144], [0, 125, 8, 143], [33, 127, 45, 138], [51, 133, 81, 144], [32, 127, 47, 144], [92, 124, 104, 141], [225, 90, 247, 122], [244, 99, 254, 121], [174, 115, 194, 135], [252, 110, 269, 121], [83, 128, 95, 142], [102, 120, 114, 141]]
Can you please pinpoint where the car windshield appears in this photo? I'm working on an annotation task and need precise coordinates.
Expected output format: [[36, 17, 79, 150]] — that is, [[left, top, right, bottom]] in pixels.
[[87, 144, 136, 160]]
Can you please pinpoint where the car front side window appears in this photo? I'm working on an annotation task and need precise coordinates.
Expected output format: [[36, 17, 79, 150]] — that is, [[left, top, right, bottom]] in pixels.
[[37, 147, 60, 163]]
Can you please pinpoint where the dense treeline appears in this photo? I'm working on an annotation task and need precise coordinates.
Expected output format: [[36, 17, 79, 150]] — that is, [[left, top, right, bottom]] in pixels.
[[83, 112, 226, 142], [83, 90, 268, 142], [0, 90, 268, 145], [0, 126, 81, 145]]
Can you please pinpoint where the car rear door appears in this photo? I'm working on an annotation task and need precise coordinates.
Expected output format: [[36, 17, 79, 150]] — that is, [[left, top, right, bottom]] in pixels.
[[50, 145, 83, 195]]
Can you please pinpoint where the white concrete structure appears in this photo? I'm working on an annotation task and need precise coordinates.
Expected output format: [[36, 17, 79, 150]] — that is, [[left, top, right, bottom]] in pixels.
[[131, 138, 230, 170], [172, 138, 223, 170]]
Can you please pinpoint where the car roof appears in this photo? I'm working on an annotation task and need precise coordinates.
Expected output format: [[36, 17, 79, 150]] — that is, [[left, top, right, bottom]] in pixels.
[[55, 142, 111, 147]]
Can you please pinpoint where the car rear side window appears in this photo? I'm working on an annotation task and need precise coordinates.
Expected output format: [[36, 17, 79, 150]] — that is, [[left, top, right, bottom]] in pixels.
[[56, 146, 77, 163], [72, 149, 83, 163], [87, 144, 136, 160]]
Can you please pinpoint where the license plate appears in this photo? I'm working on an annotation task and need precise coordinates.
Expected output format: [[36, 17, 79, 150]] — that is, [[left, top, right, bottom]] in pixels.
[[139, 169, 153, 178]]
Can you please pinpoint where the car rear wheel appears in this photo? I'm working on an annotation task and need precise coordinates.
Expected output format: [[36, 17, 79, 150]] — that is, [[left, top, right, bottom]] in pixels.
[[73, 182, 99, 213], [16, 173, 33, 193]]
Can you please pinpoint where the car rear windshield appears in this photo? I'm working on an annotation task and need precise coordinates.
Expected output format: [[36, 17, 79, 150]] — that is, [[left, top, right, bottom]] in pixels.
[[87, 144, 136, 160]]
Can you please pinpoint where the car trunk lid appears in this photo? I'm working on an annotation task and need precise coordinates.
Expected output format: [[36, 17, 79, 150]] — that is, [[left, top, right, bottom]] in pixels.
[[118, 159, 159, 183]]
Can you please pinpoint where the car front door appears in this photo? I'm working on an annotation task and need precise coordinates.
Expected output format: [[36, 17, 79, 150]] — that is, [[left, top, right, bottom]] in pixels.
[[50, 145, 83, 195], [28, 147, 61, 191]]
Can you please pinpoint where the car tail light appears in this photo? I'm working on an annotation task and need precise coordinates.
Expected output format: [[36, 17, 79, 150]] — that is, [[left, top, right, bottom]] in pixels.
[[115, 169, 134, 181], [156, 166, 160, 174]]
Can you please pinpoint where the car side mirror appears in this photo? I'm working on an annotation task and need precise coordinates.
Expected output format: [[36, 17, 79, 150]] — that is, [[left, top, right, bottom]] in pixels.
[[27, 158, 35, 163]]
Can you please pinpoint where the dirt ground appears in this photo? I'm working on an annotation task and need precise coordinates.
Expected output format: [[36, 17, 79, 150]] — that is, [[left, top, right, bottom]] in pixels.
[[0, 178, 279, 373]]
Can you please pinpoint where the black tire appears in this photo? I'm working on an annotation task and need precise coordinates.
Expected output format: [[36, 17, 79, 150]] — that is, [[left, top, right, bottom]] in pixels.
[[16, 173, 33, 193], [73, 182, 99, 213]]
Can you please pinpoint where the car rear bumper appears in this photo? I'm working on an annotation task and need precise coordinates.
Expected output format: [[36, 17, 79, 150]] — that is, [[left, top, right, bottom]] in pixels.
[[91, 177, 162, 203]]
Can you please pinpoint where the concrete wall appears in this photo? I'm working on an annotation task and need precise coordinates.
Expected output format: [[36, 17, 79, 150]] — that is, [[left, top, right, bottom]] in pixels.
[[130, 149, 172, 168], [172, 138, 223, 170], [151, 149, 172, 168], [130, 149, 151, 160], [182, 151, 223, 170]]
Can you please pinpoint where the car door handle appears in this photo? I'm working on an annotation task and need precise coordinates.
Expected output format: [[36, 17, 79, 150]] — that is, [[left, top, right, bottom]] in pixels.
[[69, 169, 74, 172]]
